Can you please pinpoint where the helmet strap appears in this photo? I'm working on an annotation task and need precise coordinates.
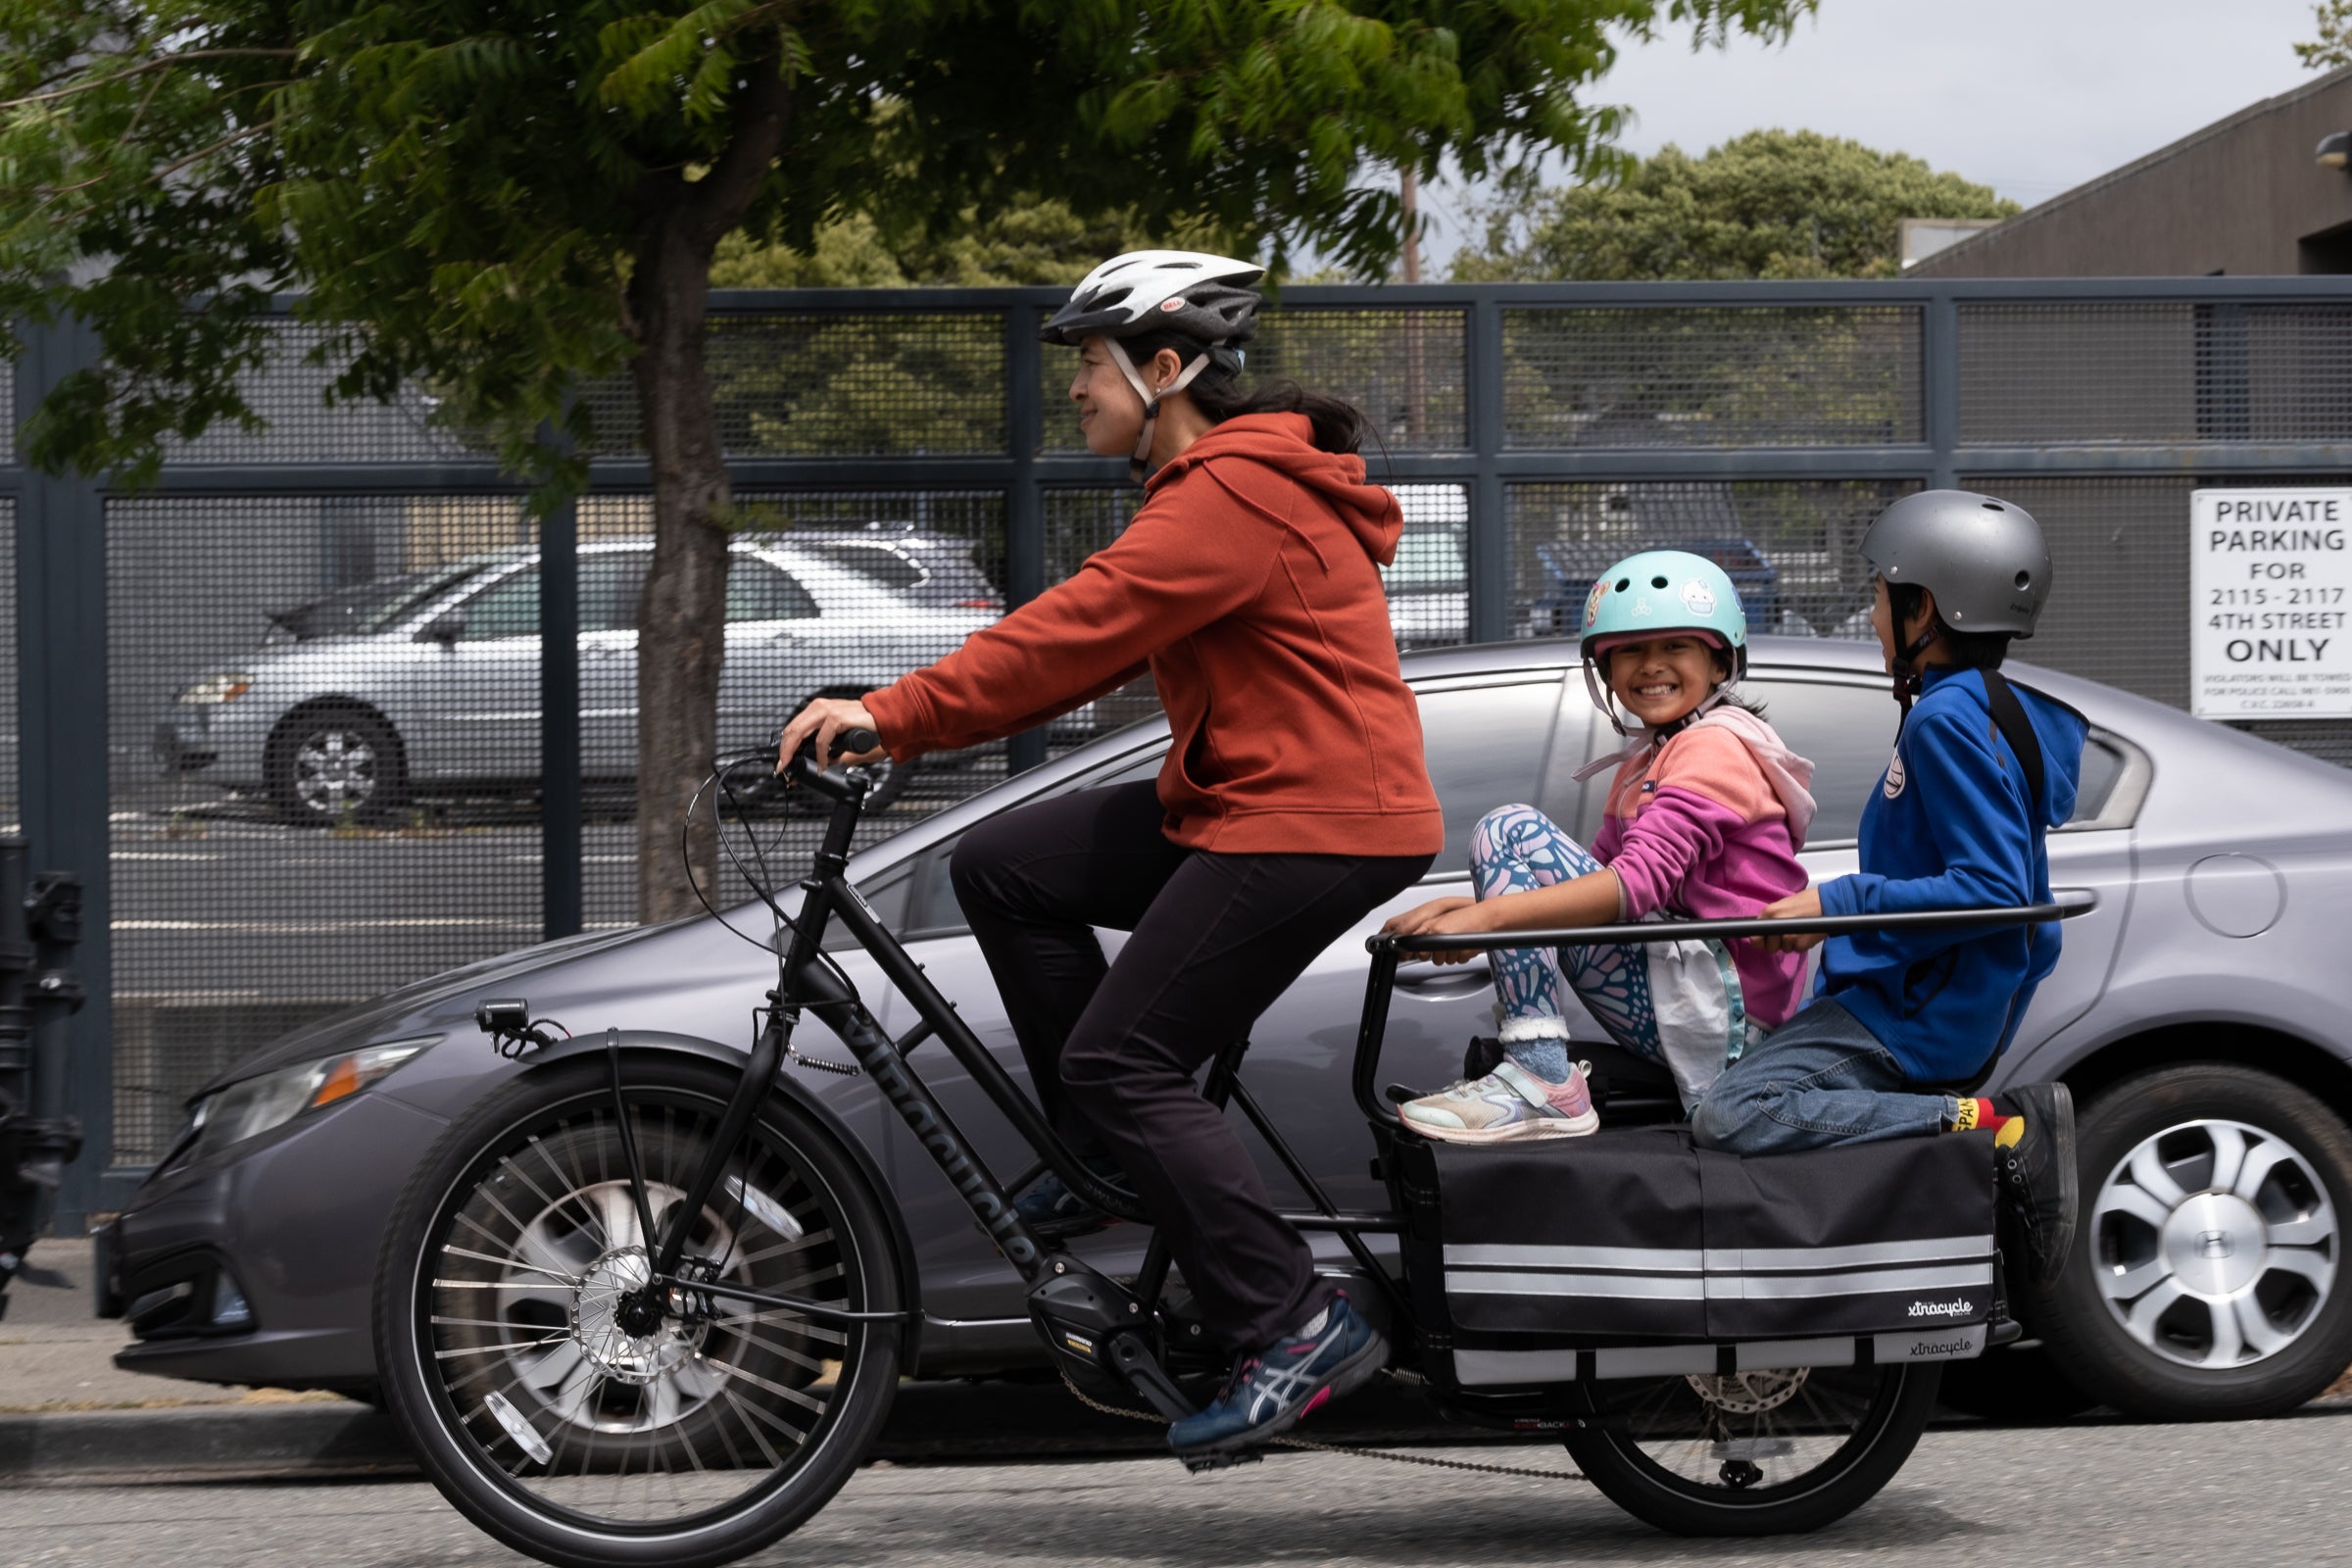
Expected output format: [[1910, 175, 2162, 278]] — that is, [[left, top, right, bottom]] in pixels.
[[1107, 337, 1215, 482], [1890, 624, 1940, 713]]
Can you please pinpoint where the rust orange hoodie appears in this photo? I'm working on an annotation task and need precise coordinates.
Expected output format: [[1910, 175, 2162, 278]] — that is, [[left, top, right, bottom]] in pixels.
[[863, 413, 1443, 858]]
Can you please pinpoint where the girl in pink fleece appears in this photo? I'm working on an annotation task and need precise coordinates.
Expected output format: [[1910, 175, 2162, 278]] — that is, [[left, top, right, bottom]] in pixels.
[[1388, 552, 1816, 1141]]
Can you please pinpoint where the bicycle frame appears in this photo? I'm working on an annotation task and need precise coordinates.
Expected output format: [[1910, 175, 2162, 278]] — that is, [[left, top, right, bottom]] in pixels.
[[640, 753, 2094, 1421]]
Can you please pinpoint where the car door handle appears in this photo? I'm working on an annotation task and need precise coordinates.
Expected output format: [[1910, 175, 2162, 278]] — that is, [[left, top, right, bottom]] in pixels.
[[1395, 959, 1492, 999]]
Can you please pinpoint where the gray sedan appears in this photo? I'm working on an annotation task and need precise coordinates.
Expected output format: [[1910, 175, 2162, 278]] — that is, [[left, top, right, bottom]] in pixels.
[[156, 537, 995, 824], [100, 635, 2352, 1429]]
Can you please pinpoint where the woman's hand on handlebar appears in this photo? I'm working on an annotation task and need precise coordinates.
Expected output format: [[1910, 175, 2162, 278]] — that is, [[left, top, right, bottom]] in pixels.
[[1381, 895, 1486, 965], [777, 697, 886, 774], [1753, 886, 1826, 953]]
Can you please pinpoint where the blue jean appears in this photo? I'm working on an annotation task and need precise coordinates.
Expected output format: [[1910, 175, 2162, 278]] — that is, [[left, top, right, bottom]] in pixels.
[[1688, 998, 1960, 1155]]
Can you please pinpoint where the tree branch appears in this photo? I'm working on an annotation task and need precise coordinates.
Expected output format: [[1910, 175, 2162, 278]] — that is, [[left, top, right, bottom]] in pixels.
[[36, 120, 273, 201], [675, 48, 793, 252], [0, 48, 300, 111]]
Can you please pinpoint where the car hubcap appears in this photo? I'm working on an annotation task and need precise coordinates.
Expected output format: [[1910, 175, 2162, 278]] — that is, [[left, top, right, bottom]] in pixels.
[[2092, 1117, 2337, 1370], [293, 728, 376, 813]]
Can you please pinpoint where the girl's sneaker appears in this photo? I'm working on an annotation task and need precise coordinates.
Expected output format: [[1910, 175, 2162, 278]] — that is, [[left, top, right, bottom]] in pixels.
[[1399, 1059, 1599, 1144]]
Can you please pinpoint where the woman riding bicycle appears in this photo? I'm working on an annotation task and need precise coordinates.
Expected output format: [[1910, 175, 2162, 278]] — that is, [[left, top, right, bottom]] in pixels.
[[777, 250, 1440, 1458]]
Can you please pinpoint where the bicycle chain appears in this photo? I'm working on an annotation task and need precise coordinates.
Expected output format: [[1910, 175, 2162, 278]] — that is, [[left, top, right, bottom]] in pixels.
[[1055, 1371, 1587, 1484]]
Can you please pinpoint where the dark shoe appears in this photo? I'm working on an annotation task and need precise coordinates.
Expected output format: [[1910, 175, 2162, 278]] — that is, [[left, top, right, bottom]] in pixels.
[[1014, 1154, 1130, 1241], [1995, 1082, 2079, 1288], [1166, 1291, 1387, 1456]]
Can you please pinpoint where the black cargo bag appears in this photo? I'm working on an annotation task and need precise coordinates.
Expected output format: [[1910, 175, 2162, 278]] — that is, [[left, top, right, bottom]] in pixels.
[[1384, 1126, 1999, 1389]]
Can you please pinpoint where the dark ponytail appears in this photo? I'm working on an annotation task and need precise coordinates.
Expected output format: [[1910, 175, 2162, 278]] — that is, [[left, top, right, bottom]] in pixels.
[[1122, 327, 1371, 457]]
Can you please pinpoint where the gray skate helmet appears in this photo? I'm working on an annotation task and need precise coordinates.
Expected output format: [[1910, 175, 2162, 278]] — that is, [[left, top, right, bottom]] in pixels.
[[1861, 489, 2051, 709], [1861, 489, 2050, 636]]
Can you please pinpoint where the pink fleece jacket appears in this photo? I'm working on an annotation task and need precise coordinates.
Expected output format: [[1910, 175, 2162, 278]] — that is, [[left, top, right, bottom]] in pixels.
[[1592, 707, 1817, 1030]]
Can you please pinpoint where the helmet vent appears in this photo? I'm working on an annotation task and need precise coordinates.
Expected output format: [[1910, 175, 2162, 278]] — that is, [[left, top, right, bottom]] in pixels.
[[1650, 574, 1668, 588], [1982, 501, 2006, 512], [2014, 570, 2033, 588], [1614, 576, 1632, 592]]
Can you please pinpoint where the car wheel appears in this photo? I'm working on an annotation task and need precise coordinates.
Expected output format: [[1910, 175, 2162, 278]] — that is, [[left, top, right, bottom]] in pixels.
[[266, 705, 408, 826], [2025, 1062, 2352, 1421]]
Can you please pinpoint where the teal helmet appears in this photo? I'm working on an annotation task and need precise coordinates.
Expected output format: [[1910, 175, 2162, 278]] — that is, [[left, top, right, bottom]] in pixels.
[[1579, 549, 1750, 674]]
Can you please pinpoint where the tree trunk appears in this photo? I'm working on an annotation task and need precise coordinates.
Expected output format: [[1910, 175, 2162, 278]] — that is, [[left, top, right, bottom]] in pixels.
[[623, 53, 793, 923], [629, 223, 733, 922]]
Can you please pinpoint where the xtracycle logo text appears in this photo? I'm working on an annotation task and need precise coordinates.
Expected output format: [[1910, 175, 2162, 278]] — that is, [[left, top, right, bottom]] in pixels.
[[1907, 1298, 1973, 1318]]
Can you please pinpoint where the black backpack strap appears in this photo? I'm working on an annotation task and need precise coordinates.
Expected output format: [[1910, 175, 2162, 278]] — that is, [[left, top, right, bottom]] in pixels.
[[1978, 667, 2044, 810]]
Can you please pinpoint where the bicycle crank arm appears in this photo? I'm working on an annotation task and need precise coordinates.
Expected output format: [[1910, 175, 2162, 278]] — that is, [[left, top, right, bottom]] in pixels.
[[656, 1272, 912, 1326], [1029, 1262, 1196, 1423]]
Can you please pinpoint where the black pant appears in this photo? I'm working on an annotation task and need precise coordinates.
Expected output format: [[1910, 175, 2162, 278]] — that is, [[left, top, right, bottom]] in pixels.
[[951, 782, 1430, 1351]]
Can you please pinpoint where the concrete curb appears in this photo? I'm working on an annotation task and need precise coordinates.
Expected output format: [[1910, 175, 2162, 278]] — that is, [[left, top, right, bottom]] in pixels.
[[0, 1403, 414, 1486]]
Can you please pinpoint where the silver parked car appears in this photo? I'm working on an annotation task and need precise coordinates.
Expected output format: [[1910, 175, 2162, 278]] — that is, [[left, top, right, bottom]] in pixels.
[[154, 537, 996, 823], [101, 636, 2352, 1428]]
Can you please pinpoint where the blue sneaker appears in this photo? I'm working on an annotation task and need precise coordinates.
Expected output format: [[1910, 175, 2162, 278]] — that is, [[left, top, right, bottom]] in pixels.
[[1014, 1152, 1131, 1240], [1167, 1292, 1387, 1456]]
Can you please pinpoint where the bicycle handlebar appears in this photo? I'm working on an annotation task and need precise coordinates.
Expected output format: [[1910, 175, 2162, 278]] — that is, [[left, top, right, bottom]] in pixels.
[[1369, 895, 2096, 956]]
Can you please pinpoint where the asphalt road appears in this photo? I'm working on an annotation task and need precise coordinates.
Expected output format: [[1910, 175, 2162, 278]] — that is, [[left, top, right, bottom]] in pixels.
[[8, 1409, 2352, 1567]]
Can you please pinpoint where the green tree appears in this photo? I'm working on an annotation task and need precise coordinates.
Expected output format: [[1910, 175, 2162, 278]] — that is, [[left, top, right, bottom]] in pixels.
[[0, 0, 1817, 919], [1454, 128, 2017, 281], [2297, 0, 2352, 69]]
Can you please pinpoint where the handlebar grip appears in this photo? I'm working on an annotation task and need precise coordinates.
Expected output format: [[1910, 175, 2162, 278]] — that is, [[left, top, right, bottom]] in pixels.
[[836, 727, 881, 756]]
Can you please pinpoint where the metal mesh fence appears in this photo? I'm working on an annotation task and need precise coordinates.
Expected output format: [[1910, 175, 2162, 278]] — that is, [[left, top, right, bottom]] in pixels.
[[1500, 307, 1923, 449], [0, 499, 14, 833], [1958, 303, 2352, 445], [1504, 479, 1920, 641], [14, 284, 2352, 1182], [1965, 473, 2352, 767], [107, 494, 542, 1162], [159, 321, 476, 466], [584, 315, 1008, 457], [1038, 308, 1469, 455]]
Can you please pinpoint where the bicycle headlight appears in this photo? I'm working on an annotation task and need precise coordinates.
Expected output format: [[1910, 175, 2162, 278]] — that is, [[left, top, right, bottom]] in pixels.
[[178, 673, 255, 705], [185, 1037, 437, 1160]]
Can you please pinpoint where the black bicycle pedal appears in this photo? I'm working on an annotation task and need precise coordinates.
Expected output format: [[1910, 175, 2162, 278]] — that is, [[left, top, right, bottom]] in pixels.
[[1179, 1448, 1263, 1475]]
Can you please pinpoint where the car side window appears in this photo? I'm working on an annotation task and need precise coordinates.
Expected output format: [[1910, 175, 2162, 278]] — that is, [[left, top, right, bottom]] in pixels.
[[458, 566, 539, 640], [580, 552, 652, 634], [1413, 680, 1565, 876], [729, 557, 820, 622], [1739, 680, 1900, 847]]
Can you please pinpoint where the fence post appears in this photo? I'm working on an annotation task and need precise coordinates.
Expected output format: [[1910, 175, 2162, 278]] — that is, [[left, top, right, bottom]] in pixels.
[[1004, 303, 1047, 775], [12, 315, 116, 1231], [539, 458, 582, 941], [1467, 296, 1508, 645], [1924, 291, 1960, 491]]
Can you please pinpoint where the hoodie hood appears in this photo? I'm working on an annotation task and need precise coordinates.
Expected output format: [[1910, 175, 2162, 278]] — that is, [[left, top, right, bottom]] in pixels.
[[1690, 704, 1820, 851], [1147, 412, 1403, 568]]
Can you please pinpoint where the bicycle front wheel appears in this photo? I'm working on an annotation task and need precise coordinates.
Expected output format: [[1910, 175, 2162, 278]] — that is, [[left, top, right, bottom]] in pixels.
[[374, 1056, 903, 1568]]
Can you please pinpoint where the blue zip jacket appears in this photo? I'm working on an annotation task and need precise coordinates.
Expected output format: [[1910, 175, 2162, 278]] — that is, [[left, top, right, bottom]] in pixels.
[[1814, 666, 2087, 1084]]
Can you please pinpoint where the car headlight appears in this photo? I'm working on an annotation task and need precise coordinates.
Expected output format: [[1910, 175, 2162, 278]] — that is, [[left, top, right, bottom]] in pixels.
[[178, 674, 255, 705], [185, 1037, 437, 1160]]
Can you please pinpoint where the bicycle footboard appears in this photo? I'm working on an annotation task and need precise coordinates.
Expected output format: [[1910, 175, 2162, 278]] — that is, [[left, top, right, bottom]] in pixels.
[[1381, 1125, 2000, 1391]]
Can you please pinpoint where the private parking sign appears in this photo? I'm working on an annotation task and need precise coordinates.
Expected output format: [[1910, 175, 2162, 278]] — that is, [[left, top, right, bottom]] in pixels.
[[2191, 488, 2352, 719]]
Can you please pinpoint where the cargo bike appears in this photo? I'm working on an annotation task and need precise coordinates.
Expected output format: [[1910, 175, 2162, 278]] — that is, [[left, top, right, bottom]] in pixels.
[[372, 736, 2092, 1567]]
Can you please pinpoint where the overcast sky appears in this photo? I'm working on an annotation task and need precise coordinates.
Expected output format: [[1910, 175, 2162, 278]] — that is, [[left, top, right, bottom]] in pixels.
[[1418, 0, 2334, 270]]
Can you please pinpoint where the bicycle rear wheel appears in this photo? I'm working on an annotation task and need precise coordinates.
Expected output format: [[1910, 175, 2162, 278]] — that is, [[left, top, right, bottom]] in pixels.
[[1565, 1361, 1941, 1536], [374, 1056, 902, 1568]]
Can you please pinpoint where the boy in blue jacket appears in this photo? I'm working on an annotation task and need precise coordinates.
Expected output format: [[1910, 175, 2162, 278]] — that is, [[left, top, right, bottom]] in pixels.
[[1690, 491, 2087, 1285]]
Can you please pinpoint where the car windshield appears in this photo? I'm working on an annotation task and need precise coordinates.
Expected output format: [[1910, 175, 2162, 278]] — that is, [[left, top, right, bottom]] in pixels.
[[268, 558, 498, 640]]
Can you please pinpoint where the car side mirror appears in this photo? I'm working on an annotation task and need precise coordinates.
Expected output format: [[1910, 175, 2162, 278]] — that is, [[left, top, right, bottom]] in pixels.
[[418, 610, 466, 644]]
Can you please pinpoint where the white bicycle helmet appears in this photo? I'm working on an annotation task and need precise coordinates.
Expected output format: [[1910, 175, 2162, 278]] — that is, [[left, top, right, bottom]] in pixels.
[[1043, 250, 1265, 478]]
